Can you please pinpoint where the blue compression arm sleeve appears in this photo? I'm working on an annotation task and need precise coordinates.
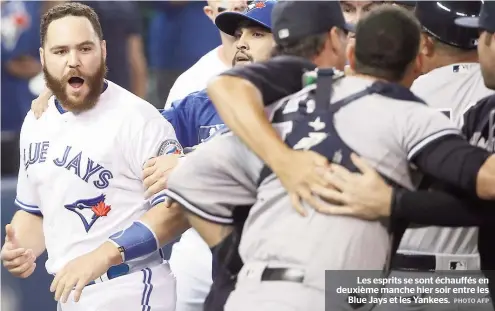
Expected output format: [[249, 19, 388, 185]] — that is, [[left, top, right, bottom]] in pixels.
[[108, 221, 159, 262]]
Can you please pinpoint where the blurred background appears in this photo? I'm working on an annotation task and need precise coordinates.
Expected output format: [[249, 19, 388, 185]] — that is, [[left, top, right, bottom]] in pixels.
[[1, 1, 228, 310]]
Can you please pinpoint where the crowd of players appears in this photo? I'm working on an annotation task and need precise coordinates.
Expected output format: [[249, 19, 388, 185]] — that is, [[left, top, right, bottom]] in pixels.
[[2, 1, 495, 311]]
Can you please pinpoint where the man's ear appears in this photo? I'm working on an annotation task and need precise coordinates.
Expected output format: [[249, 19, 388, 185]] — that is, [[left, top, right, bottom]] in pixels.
[[203, 5, 215, 23], [39, 47, 45, 67], [421, 33, 434, 57], [414, 48, 424, 77], [329, 27, 343, 55]]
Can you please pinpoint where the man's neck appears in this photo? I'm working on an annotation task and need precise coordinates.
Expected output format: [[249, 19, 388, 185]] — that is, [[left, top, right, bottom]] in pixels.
[[427, 51, 479, 72], [350, 73, 412, 89]]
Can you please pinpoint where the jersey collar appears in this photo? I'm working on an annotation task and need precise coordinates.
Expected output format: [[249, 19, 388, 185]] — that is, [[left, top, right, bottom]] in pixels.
[[54, 80, 109, 114]]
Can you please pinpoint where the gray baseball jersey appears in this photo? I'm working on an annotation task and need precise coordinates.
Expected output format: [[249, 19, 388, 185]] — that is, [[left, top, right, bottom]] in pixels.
[[165, 76, 459, 291], [399, 63, 494, 256]]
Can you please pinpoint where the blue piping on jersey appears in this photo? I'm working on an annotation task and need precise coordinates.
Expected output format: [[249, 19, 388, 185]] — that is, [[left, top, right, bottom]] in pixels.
[[141, 267, 153, 311]]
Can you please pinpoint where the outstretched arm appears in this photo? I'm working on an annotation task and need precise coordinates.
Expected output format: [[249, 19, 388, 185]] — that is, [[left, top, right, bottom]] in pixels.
[[50, 201, 189, 304]]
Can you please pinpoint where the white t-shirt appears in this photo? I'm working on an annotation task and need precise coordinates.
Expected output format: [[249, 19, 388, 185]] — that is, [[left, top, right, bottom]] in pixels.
[[15, 80, 178, 274], [164, 46, 229, 108]]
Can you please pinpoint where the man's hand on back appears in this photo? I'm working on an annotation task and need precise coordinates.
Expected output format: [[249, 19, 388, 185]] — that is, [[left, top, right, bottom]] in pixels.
[[142, 154, 181, 198], [312, 153, 393, 220], [270, 149, 334, 216], [31, 87, 52, 119]]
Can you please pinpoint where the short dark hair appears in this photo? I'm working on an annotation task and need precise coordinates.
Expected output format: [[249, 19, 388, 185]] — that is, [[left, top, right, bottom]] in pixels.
[[271, 32, 328, 59], [40, 2, 103, 47], [354, 5, 421, 82]]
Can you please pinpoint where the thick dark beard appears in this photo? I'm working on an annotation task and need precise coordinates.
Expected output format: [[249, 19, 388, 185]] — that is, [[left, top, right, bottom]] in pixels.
[[43, 57, 107, 113]]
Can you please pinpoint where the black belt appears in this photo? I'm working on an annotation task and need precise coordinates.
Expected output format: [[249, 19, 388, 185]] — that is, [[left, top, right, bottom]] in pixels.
[[261, 268, 305, 283], [391, 253, 436, 272]]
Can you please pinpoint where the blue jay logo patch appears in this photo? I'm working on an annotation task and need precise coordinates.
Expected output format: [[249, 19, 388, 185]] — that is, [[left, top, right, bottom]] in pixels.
[[65, 194, 111, 232], [157, 139, 183, 156]]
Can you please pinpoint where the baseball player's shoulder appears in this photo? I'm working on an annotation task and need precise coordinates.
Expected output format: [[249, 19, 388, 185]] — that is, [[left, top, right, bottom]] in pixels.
[[466, 94, 495, 119], [169, 89, 211, 112], [410, 65, 455, 97], [182, 89, 210, 102], [106, 80, 162, 118], [19, 110, 37, 138], [175, 132, 257, 178], [410, 71, 435, 92], [105, 81, 173, 132], [19, 96, 58, 136]]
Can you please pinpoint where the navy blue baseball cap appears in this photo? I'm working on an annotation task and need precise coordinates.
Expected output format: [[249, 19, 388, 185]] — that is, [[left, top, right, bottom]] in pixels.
[[215, 0, 275, 36], [416, 1, 482, 50], [455, 1, 495, 33], [272, 1, 355, 45]]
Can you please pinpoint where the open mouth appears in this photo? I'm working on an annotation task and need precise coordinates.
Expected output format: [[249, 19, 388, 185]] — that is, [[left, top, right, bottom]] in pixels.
[[68, 76, 85, 89]]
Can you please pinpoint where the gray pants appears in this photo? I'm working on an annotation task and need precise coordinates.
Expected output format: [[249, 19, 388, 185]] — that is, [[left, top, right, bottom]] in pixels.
[[372, 270, 494, 311], [224, 264, 374, 311], [225, 280, 325, 311]]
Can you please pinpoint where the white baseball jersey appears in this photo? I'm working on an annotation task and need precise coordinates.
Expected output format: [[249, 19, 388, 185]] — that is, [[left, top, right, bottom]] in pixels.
[[15, 80, 180, 275], [400, 63, 495, 256], [164, 46, 229, 108]]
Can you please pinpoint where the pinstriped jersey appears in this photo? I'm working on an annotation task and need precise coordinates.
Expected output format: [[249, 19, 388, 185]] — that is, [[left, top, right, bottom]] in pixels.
[[166, 75, 459, 291], [399, 63, 494, 257]]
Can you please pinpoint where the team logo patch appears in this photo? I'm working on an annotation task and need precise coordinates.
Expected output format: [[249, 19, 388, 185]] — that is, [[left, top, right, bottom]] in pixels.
[[157, 139, 183, 156], [247, 1, 266, 10], [65, 194, 111, 232], [449, 260, 467, 271]]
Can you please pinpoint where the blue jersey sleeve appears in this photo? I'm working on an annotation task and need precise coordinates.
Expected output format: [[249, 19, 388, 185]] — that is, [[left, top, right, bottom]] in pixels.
[[161, 94, 200, 148], [161, 90, 224, 148]]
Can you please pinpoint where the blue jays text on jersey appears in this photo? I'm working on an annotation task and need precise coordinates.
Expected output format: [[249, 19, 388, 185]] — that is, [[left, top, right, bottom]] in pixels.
[[161, 89, 225, 148], [23, 141, 113, 190]]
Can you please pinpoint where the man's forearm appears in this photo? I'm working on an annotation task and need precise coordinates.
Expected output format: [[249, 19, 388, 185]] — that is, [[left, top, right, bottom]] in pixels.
[[183, 208, 233, 248], [207, 76, 291, 168], [140, 201, 190, 247], [103, 201, 190, 266], [392, 188, 495, 227], [10, 211, 46, 257]]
